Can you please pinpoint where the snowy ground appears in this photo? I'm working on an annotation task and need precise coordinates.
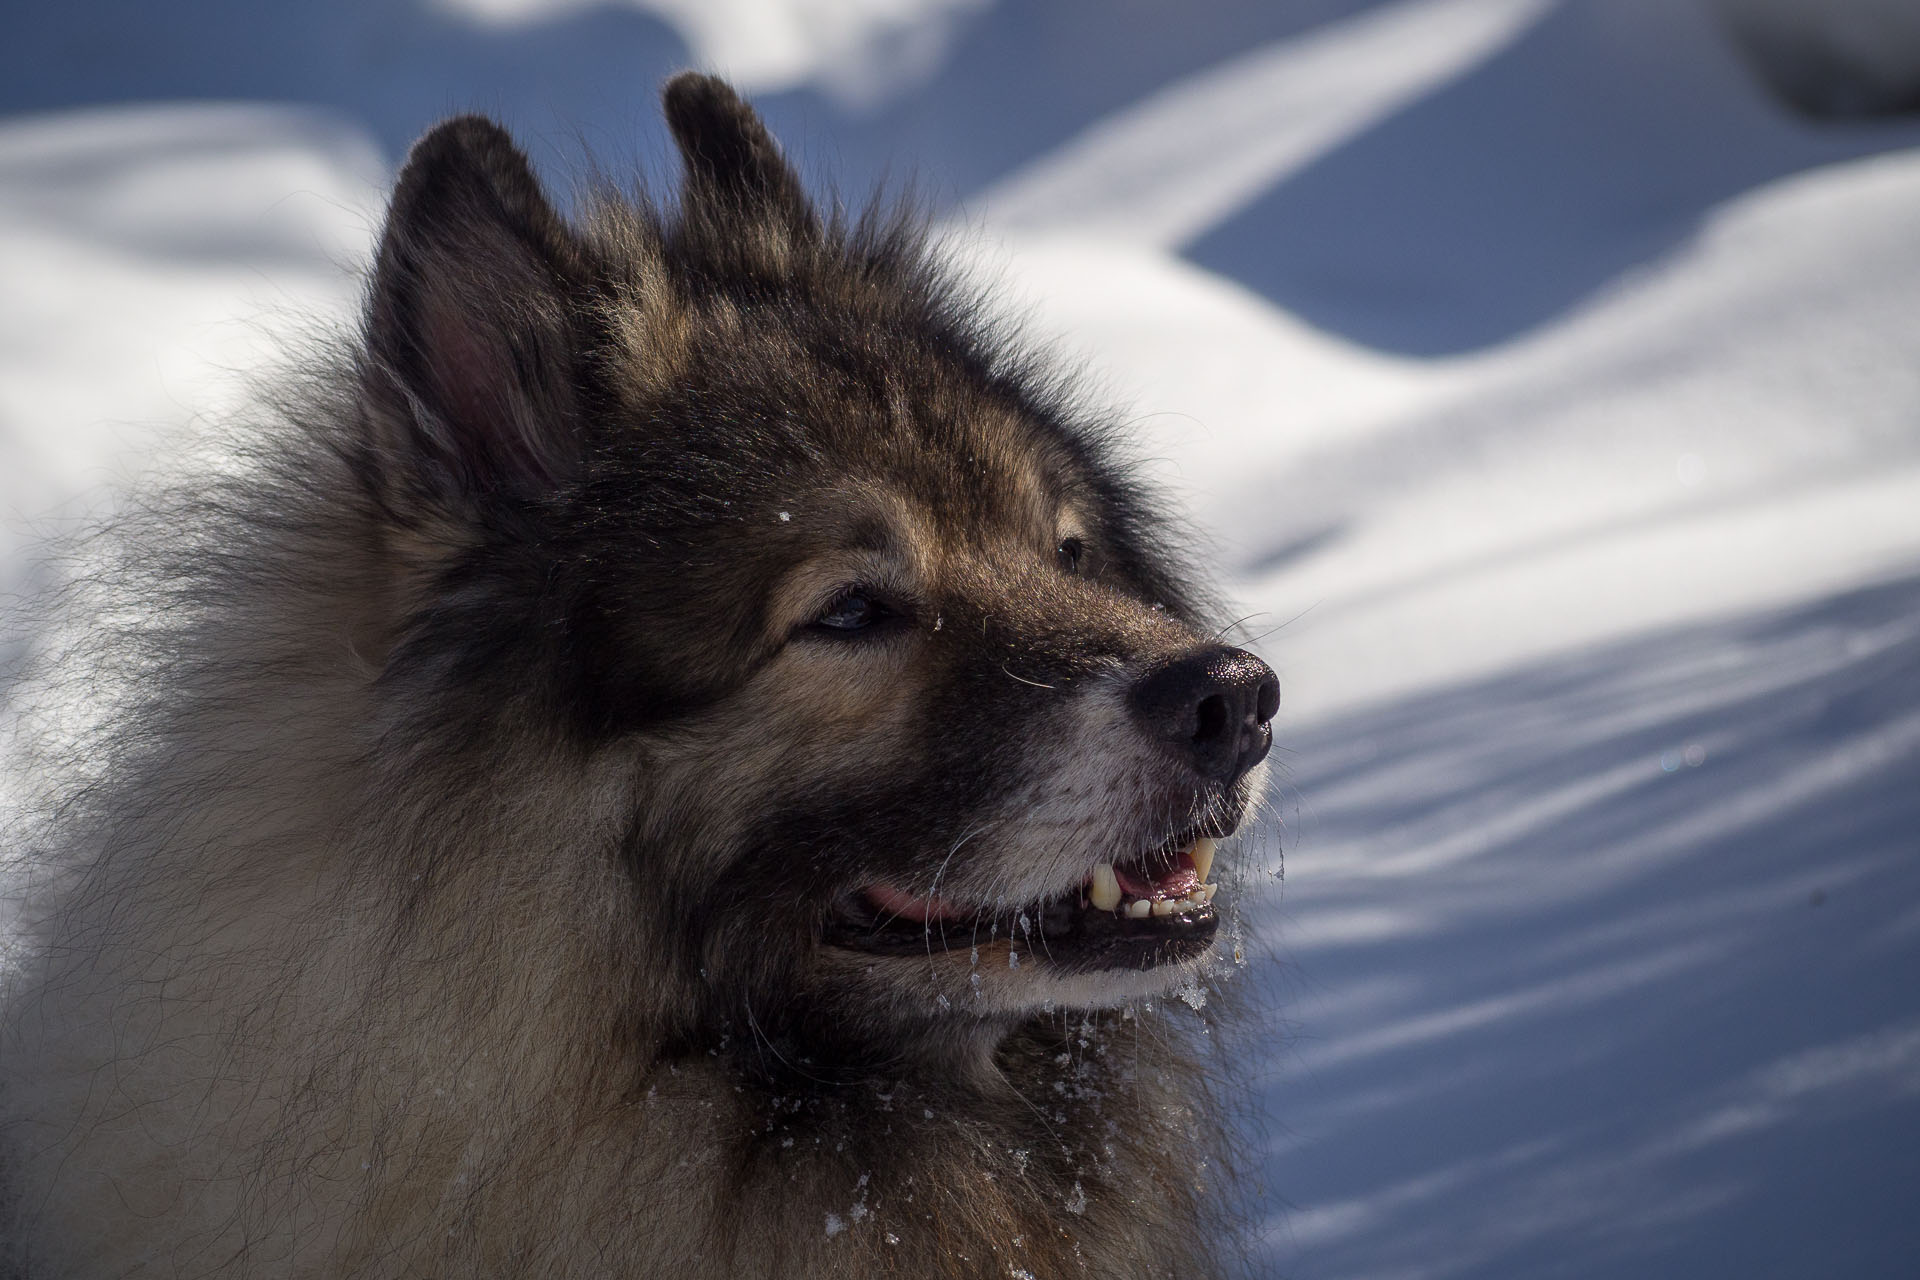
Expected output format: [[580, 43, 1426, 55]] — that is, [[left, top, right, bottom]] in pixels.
[[4, 1, 1918, 1276]]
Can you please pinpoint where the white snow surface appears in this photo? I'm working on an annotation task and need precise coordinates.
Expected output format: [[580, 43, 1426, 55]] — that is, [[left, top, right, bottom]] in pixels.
[[975, 0, 1555, 248], [0, 104, 385, 563], [431, 0, 990, 106], [4, 1, 1920, 1276]]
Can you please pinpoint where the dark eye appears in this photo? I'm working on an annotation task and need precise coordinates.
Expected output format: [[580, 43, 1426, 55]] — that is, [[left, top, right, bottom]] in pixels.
[[1056, 537, 1087, 574], [813, 589, 887, 634]]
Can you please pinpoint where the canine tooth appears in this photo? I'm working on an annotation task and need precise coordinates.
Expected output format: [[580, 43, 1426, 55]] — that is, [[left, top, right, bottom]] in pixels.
[[1089, 863, 1122, 912], [1190, 837, 1216, 883], [1150, 898, 1176, 917], [1200, 884, 1217, 903], [1125, 899, 1152, 919]]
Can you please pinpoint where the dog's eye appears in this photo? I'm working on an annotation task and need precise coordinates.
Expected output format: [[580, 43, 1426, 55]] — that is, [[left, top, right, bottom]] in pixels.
[[813, 589, 887, 633], [1056, 537, 1087, 574]]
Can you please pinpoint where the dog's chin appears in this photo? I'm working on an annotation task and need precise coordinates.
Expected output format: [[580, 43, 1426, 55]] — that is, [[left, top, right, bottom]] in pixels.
[[819, 828, 1232, 1016]]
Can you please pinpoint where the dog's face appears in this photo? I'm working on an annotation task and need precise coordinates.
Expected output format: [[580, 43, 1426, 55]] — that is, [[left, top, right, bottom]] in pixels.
[[360, 78, 1275, 1069]]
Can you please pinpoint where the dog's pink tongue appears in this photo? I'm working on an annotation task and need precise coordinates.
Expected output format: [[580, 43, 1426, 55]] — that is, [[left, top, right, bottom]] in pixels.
[[1114, 851, 1200, 901], [866, 884, 968, 923]]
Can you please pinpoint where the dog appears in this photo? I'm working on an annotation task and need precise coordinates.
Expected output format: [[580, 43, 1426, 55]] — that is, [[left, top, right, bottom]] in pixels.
[[0, 74, 1277, 1278]]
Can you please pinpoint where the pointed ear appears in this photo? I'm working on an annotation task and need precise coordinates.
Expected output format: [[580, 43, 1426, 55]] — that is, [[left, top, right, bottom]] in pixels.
[[362, 115, 588, 508], [662, 72, 818, 246]]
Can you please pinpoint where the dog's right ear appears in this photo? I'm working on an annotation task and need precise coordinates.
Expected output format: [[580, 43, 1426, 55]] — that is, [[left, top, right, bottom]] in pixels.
[[361, 116, 587, 512]]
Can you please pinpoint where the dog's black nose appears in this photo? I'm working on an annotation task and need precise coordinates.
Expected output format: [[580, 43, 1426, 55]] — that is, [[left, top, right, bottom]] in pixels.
[[1129, 645, 1279, 784]]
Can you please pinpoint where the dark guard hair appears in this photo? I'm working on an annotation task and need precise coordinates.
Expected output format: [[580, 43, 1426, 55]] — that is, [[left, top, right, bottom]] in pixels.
[[0, 75, 1272, 1278]]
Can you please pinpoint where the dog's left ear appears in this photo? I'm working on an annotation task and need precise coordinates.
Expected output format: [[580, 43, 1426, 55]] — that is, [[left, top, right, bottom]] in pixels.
[[361, 115, 588, 511], [663, 72, 819, 251]]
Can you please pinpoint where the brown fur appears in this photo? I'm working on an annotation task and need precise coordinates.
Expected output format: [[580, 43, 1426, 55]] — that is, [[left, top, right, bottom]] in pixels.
[[1, 76, 1267, 1278]]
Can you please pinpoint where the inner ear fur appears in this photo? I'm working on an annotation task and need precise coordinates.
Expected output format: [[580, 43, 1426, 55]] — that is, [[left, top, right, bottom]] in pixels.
[[361, 115, 591, 511]]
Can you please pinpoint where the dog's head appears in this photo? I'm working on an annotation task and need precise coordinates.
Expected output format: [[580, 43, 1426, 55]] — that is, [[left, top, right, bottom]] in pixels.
[[357, 75, 1276, 1072]]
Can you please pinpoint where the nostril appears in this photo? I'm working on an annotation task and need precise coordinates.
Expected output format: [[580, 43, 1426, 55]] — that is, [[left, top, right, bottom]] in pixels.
[[1255, 675, 1279, 725], [1193, 693, 1229, 749]]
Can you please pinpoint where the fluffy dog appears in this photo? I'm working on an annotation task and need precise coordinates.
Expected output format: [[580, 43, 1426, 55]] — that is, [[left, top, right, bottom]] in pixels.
[[1, 75, 1277, 1278]]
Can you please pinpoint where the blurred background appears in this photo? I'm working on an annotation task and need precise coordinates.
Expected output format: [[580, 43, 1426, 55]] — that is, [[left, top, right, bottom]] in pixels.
[[4, 0, 1920, 1276]]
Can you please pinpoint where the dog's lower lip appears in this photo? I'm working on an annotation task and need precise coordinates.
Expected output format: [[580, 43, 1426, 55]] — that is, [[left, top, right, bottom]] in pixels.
[[826, 886, 1219, 968]]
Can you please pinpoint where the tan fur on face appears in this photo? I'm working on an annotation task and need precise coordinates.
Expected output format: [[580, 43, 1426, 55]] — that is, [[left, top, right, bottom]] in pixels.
[[632, 491, 1260, 1023]]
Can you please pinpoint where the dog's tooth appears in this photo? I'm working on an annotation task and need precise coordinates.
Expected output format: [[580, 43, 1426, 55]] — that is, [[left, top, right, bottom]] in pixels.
[[1190, 837, 1216, 884], [1150, 898, 1176, 917], [1199, 884, 1217, 904], [1125, 899, 1152, 919], [1089, 863, 1122, 912]]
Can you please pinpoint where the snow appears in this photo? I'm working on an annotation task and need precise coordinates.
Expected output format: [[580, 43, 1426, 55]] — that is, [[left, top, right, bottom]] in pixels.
[[5, 0, 1920, 1276], [0, 103, 384, 629], [431, 0, 990, 108], [974, 0, 1553, 248]]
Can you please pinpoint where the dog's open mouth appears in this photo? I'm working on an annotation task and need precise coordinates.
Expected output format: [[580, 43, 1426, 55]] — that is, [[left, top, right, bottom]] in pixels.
[[823, 833, 1222, 971]]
